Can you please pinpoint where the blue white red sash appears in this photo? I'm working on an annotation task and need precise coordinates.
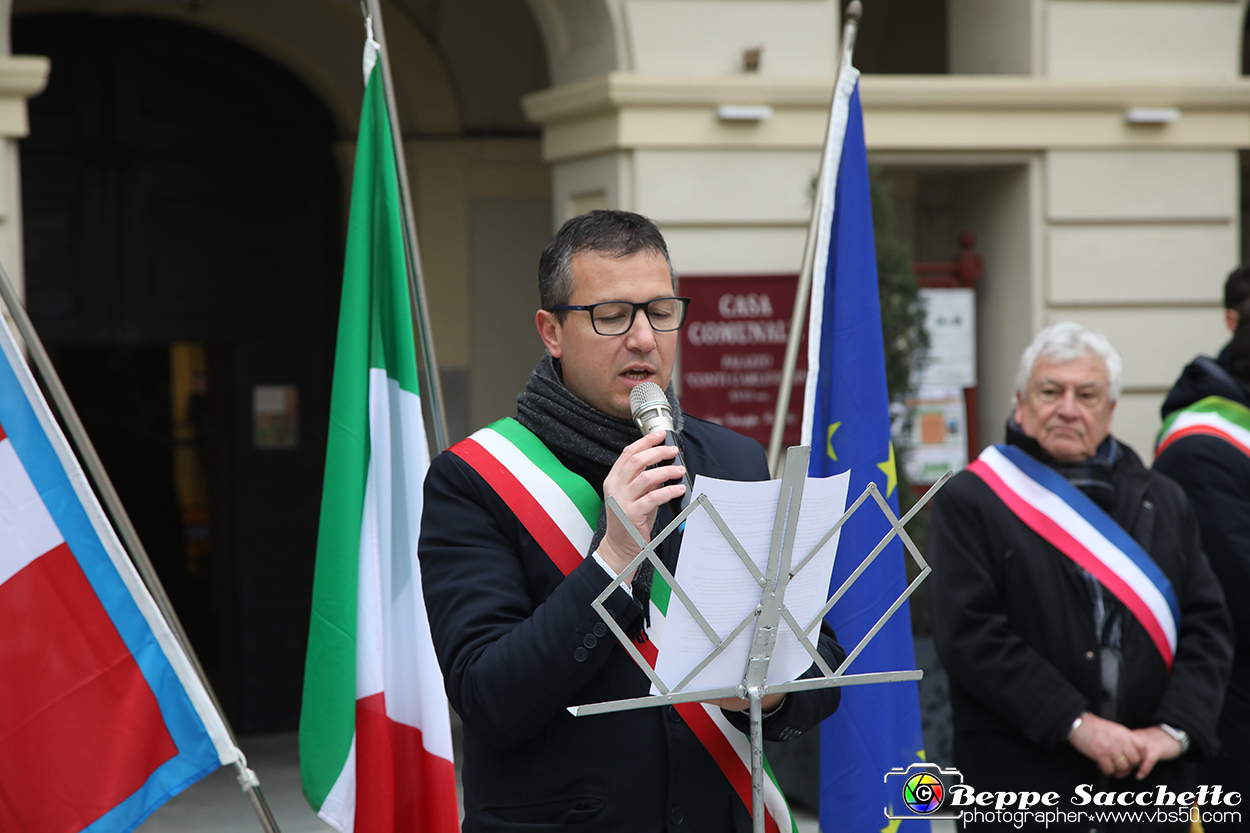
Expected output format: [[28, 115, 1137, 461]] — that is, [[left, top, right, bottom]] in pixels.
[[968, 444, 1180, 669]]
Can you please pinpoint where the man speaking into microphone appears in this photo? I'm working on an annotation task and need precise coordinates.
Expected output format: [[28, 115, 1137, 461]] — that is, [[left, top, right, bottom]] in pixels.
[[418, 210, 845, 832]]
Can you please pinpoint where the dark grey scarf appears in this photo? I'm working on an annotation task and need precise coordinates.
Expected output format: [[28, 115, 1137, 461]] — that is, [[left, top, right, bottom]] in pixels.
[[515, 353, 684, 618], [516, 352, 683, 471]]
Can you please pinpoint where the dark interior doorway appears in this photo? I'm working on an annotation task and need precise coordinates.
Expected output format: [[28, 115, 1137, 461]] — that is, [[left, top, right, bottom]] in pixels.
[[15, 13, 343, 732]]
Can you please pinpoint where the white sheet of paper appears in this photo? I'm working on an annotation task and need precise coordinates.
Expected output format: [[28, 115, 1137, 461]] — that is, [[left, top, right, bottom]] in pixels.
[[650, 470, 850, 695]]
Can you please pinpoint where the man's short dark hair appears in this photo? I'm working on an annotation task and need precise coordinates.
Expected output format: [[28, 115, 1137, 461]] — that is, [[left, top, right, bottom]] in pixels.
[[538, 210, 677, 316], [1225, 264, 1250, 315]]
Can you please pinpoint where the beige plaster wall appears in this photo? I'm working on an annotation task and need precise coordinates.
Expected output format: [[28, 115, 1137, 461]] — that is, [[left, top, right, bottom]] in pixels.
[[957, 163, 1044, 446], [406, 139, 551, 436], [468, 196, 551, 431], [623, 0, 838, 76], [526, 0, 839, 86], [633, 146, 815, 274], [1043, 148, 1238, 461], [1044, 0, 1244, 80], [525, 0, 623, 86]]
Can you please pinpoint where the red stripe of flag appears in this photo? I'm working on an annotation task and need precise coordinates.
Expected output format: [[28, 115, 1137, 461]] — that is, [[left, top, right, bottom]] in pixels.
[[0, 543, 177, 833], [354, 692, 458, 833], [1157, 424, 1250, 458], [969, 459, 1173, 668]]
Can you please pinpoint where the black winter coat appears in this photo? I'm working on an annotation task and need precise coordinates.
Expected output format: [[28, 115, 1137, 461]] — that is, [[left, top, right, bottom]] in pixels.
[[418, 414, 845, 833], [1155, 345, 1250, 804], [928, 430, 1231, 829]]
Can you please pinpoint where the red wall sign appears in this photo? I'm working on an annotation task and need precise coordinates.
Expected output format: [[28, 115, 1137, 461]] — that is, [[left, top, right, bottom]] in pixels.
[[678, 274, 807, 449]]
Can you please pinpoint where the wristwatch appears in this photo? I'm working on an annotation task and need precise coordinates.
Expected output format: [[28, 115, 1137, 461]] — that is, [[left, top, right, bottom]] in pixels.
[[1158, 723, 1191, 754]]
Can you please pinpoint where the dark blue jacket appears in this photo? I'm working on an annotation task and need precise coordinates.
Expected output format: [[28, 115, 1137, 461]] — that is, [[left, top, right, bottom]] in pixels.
[[419, 414, 844, 832], [1155, 346, 1250, 802], [929, 428, 1231, 825]]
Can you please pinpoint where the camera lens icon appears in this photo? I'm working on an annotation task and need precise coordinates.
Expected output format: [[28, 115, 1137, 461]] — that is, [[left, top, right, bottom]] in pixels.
[[902, 772, 944, 815], [885, 762, 963, 819]]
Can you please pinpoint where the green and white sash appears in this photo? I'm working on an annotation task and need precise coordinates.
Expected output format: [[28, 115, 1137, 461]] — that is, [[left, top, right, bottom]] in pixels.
[[1157, 395, 1250, 460], [450, 418, 795, 833]]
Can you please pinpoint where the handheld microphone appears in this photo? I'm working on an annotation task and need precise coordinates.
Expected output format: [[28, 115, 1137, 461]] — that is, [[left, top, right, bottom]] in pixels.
[[629, 382, 693, 512]]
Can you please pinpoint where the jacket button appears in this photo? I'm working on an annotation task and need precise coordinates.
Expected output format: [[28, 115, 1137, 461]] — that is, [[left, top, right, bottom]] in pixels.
[[1085, 651, 1095, 660], [593, 622, 607, 638], [583, 633, 598, 649], [574, 647, 588, 662], [670, 806, 684, 824], [668, 705, 682, 722]]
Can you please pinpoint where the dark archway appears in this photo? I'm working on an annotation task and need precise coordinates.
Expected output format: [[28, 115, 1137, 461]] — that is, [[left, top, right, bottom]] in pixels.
[[15, 13, 343, 732]]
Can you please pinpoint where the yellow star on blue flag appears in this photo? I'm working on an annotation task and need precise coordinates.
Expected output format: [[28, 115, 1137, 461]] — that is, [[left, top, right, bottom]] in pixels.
[[878, 442, 897, 498], [826, 421, 842, 461]]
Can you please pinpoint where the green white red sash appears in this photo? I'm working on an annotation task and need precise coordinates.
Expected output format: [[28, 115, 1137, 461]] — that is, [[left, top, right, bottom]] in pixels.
[[1157, 395, 1250, 459], [968, 444, 1180, 669], [451, 418, 795, 833]]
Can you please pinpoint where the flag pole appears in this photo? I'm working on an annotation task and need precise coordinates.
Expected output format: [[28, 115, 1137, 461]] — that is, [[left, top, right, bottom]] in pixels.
[[0, 269, 282, 833], [766, 0, 862, 476], [361, 0, 450, 454]]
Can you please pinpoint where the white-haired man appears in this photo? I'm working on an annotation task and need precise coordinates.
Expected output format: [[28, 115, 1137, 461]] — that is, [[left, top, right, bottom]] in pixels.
[[928, 322, 1232, 830]]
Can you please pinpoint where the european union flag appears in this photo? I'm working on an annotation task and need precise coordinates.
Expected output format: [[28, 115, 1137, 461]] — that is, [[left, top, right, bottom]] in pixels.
[[804, 65, 929, 832]]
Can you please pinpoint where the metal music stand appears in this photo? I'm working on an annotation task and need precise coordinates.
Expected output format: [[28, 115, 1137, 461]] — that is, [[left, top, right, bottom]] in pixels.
[[568, 445, 951, 833]]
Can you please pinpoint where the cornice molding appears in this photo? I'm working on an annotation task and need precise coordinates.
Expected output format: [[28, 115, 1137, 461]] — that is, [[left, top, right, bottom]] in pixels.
[[523, 72, 1250, 125], [0, 55, 51, 100]]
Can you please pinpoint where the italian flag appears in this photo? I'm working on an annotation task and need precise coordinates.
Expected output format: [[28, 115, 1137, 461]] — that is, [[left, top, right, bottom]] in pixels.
[[298, 43, 458, 833]]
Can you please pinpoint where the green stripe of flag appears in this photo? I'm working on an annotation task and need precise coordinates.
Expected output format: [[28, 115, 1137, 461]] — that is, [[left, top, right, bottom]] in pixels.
[[1179, 395, 1250, 430], [1160, 395, 1250, 444], [300, 62, 411, 811], [358, 68, 419, 393], [650, 571, 672, 617], [490, 418, 601, 529]]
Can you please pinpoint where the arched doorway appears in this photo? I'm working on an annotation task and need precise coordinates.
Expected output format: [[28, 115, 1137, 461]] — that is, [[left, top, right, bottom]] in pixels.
[[15, 12, 342, 732]]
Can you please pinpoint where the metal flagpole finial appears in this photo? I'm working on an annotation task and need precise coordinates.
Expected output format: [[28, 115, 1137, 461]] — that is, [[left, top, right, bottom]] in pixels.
[[845, 0, 863, 22]]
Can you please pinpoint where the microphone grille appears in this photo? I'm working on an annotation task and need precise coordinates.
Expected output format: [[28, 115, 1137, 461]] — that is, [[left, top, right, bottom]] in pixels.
[[629, 382, 667, 418]]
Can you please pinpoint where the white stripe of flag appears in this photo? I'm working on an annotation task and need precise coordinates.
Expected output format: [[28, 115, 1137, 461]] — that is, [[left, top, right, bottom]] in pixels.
[[1167, 410, 1250, 450]]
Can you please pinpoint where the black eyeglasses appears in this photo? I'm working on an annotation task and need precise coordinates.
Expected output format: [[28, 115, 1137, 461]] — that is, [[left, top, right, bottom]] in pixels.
[[548, 297, 691, 336]]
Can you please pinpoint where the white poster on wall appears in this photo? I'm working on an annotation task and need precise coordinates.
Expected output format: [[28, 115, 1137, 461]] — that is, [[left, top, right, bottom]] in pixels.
[[918, 288, 976, 388]]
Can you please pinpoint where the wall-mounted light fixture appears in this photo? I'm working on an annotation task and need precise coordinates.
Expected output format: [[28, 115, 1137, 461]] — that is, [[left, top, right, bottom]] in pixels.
[[717, 104, 774, 122], [1124, 107, 1181, 125]]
